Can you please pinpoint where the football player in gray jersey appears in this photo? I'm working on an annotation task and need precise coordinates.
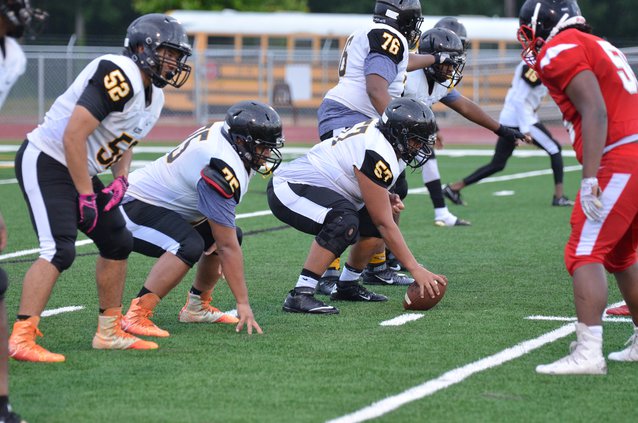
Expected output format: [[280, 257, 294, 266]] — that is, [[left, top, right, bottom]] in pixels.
[[443, 60, 573, 207], [9, 13, 192, 362], [269, 98, 447, 314], [119, 101, 284, 338]]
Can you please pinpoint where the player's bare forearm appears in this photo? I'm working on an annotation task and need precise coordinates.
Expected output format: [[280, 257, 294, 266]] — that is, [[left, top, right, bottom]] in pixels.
[[565, 71, 606, 178], [63, 106, 100, 194], [110, 149, 133, 179]]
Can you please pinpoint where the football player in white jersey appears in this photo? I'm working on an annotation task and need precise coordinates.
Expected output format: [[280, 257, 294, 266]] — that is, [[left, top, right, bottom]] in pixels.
[[404, 27, 529, 224], [9, 14, 192, 362], [269, 98, 448, 314], [119, 101, 284, 337], [317, 0, 455, 293], [443, 60, 573, 207]]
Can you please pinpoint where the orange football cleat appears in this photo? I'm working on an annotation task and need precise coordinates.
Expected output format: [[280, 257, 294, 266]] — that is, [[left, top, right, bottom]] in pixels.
[[179, 292, 239, 324], [92, 313, 158, 350], [8, 317, 65, 363], [122, 295, 169, 338]]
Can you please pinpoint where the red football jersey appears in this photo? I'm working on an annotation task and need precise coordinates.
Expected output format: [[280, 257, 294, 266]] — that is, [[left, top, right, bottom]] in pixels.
[[536, 29, 638, 163]]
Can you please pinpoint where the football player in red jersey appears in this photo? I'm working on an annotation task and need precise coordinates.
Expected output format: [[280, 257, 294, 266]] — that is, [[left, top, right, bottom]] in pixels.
[[518, 0, 638, 374]]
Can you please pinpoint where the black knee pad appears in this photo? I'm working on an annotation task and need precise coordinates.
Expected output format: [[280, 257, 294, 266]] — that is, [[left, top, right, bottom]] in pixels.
[[98, 226, 133, 260], [51, 242, 76, 272], [0, 267, 7, 300], [316, 210, 359, 256], [176, 231, 205, 267]]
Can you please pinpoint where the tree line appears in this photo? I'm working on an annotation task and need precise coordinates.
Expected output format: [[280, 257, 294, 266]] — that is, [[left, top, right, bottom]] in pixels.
[[33, 1, 636, 47]]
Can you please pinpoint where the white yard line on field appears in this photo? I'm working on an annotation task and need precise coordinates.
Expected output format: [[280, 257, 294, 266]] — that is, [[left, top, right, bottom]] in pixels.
[[379, 314, 424, 326], [327, 301, 628, 423], [41, 306, 85, 317]]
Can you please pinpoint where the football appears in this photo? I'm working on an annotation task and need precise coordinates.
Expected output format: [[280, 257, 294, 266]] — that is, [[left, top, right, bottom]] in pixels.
[[403, 281, 446, 311]]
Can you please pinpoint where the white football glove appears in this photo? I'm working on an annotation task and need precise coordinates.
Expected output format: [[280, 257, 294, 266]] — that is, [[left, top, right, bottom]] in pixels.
[[580, 177, 603, 221]]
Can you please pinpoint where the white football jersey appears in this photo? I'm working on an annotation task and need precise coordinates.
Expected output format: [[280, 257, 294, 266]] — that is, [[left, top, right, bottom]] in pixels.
[[27, 54, 164, 176], [126, 122, 252, 224], [0, 36, 27, 110], [498, 61, 548, 133], [324, 22, 409, 119], [275, 119, 406, 210], [404, 70, 452, 106]]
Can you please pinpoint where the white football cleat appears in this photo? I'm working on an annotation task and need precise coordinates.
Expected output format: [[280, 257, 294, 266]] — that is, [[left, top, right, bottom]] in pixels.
[[608, 327, 638, 362], [536, 323, 607, 375]]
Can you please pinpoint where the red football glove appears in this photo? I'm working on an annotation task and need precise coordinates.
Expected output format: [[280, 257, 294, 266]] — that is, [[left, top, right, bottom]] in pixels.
[[102, 176, 129, 212], [78, 193, 98, 233]]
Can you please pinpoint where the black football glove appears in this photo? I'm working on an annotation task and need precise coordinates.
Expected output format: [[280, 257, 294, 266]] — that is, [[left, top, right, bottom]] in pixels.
[[494, 124, 526, 143]]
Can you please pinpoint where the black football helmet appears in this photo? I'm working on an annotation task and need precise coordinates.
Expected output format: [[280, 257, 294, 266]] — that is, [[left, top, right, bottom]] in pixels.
[[0, 0, 47, 38], [223, 101, 285, 175], [518, 0, 583, 67], [123, 14, 192, 88], [418, 28, 466, 88], [377, 98, 437, 169], [373, 0, 423, 49], [434, 16, 469, 51]]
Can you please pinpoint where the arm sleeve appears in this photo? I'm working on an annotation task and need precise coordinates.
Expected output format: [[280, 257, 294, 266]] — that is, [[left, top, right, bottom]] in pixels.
[[196, 179, 236, 228], [440, 88, 461, 106], [364, 53, 398, 85]]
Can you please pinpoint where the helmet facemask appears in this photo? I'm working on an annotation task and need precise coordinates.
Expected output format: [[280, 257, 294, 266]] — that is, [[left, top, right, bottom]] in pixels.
[[429, 55, 465, 88], [145, 46, 192, 89], [517, 0, 585, 68], [123, 14, 192, 89], [418, 28, 466, 88], [378, 98, 437, 169], [389, 128, 435, 168], [223, 101, 286, 175], [233, 133, 285, 175]]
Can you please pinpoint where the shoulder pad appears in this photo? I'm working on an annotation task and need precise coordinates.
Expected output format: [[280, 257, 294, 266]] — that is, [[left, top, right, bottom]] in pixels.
[[200, 158, 241, 203], [367, 28, 405, 65], [94, 60, 135, 106], [521, 64, 542, 87], [360, 149, 394, 189]]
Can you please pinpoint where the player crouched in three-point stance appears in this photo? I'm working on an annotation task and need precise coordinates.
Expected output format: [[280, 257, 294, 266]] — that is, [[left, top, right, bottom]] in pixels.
[[9, 13, 192, 362], [120, 101, 283, 337], [518, 0, 638, 375], [268, 98, 448, 314]]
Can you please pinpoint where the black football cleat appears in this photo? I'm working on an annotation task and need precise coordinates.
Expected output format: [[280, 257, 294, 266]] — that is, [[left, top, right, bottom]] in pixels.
[[442, 184, 466, 205], [362, 267, 413, 286], [316, 275, 338, 296], [330, 283, 387, 302], [386, 251, 405, 271], [282, 287, 339, 314]]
